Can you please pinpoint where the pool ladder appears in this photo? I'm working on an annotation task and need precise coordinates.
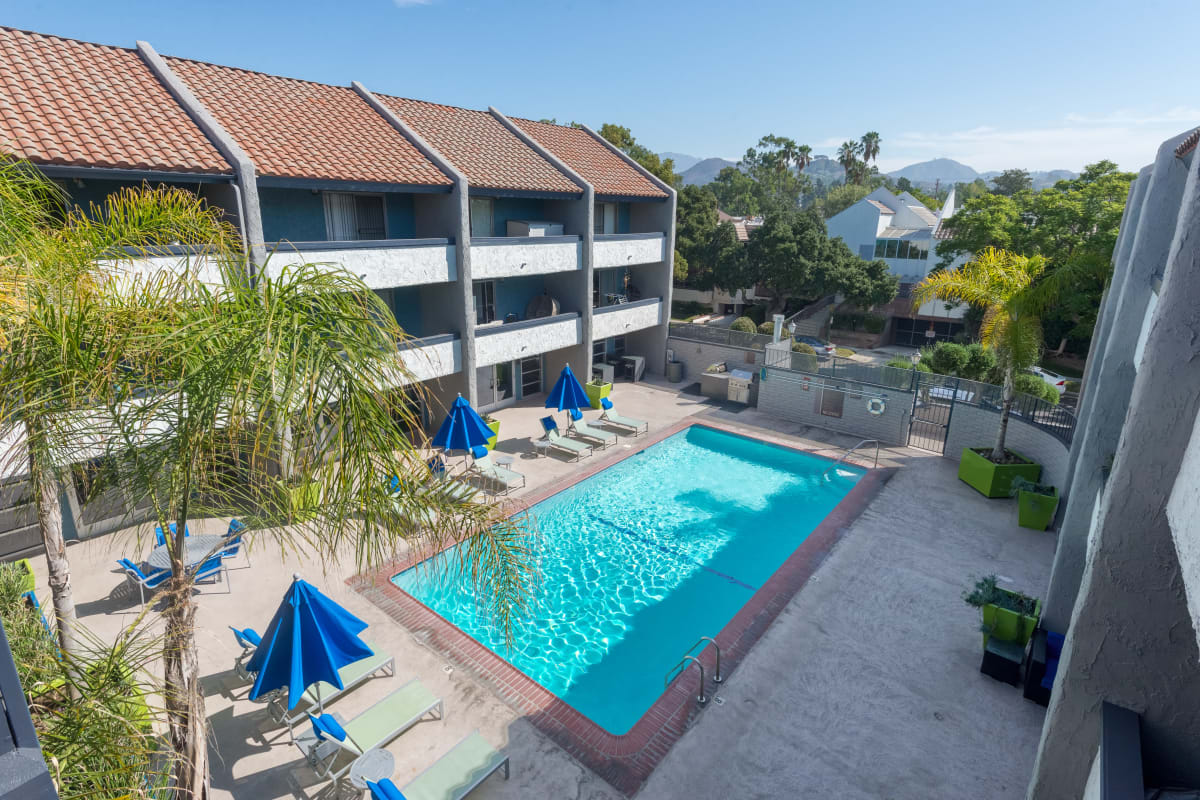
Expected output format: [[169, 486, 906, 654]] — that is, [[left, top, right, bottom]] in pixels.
[[822, 438, 880, 477], [664, 637, 722, 705]]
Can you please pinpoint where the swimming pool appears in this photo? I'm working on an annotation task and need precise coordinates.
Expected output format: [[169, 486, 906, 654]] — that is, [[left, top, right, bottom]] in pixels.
[[392, 425, 863, 735]]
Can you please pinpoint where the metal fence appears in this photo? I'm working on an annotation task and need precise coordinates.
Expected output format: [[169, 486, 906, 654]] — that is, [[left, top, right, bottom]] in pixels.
[[777, 356, 1078, 446], [668, 322, 776, 350]]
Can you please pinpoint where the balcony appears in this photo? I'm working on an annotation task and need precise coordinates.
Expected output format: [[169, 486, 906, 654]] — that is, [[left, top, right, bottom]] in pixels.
[[594, 232, 667, 269], [381, 333, 462, 388], [269, 238, 456, 289], [592, 297, 663, 340], [474, 312, 582, 367], [109, 245, 226, 284], [470, 236, 582, 280]]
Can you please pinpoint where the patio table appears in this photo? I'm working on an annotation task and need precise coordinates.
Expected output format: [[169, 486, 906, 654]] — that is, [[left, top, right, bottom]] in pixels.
[[145, 534, 227, 572], [347, 748, 395, 791]]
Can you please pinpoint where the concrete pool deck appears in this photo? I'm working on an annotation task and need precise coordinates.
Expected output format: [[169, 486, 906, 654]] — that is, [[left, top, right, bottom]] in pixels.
[[24, 379, 1053, 799]]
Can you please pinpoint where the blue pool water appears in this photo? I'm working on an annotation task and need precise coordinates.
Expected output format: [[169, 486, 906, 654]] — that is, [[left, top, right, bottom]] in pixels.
[[392, 425, 862, 734]]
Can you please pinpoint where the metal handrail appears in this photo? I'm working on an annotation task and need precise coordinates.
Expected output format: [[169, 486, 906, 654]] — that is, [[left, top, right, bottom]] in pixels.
[[664, 656, 708, 705], [823, 438, 880, 477], [687, 636, 722, 683]]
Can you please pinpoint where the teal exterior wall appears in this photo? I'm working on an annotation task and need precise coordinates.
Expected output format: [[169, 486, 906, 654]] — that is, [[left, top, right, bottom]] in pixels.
[[52, 177, 207, 215], [491, 197, 545, 235], [490, 275, 546, 320], [377, 286, 425, 337], [618, 202, 631, 234], [260, 188, 326, 243], [385, 193, 416, 239]]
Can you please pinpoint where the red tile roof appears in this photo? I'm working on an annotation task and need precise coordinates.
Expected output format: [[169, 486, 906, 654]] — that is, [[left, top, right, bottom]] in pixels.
[[1176, 128, 1199, 159], [377, 96, 579, 194], [0, 28, 231, 174], [164, 58, 451, 187], [512, 119, 667, 199]]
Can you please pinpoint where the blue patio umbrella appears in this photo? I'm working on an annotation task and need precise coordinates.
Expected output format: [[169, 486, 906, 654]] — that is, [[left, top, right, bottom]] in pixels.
[[246, 574, 374, 711], [431, 394, 493, 453], [545, 363, 591, 413]]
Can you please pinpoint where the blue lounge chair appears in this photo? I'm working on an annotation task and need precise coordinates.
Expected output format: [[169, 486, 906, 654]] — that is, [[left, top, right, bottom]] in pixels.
[[230, 626, 261, 680], [195, 556, 227, 592], [598, 398, 647, 436], [118, 559, 170, 605], [154, 522, 191, 547], [539, 416, 592, 460], [221, 519, 249, 566]]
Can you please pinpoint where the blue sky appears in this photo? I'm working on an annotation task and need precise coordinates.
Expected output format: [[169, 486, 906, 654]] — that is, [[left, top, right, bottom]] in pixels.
[[6, 0, 1196, 172]]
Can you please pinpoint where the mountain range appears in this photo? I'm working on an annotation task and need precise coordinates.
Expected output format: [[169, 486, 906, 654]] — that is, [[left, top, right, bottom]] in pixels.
[[667, 153, 1078, 192]]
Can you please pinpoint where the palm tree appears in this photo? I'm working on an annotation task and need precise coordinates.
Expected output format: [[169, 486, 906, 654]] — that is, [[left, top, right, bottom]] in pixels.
[[795, 144, 813, 172], [861, 131, 881, 164], [911, 248, 1063, 462], [837, 141, 864, 184]]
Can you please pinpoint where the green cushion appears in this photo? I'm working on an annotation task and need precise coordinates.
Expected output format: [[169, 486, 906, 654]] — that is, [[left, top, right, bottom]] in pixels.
[[403, 732, 506, 800]]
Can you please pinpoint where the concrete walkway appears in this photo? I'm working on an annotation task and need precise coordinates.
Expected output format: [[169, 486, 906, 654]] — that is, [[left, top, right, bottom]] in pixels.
[[24, 380, 1052, 799]]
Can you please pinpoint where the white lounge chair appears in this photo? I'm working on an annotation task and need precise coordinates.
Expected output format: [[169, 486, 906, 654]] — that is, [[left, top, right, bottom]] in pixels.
[[271, 644, 395, 737], [467, 446, 526, 494], [566, 408, 616, 449], [539, 416, 593, 460], [598, 398, 647, 436], [367, 731, 510, 800]]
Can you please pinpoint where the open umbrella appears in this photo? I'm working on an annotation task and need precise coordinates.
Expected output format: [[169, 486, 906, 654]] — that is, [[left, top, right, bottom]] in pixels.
[[545, 363, 591, 413], [431, 394, 493, 454], [246, 574, 374, 711]]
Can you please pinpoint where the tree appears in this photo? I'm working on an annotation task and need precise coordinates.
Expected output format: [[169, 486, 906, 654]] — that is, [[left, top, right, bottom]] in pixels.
[[861, 131, 881, 164], [991, 168, 1032, 196], [738, 135, 812, 212], [597, 123, 679, 186], [837, 140, 863, 180], [708, 166, 760, 217], [912, 248, 1067, 461], [814, 183, 871, 218], [675, 185, 719, 287], [954, 178, 990, 208], [796, 144, 813, 171], [894, 177, 940, 210]]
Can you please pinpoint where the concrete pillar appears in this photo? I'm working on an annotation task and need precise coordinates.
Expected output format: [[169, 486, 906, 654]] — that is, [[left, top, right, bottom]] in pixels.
[[135, 41, 267, 267], [1042, 139, 1190, 631], [1028, 133, 1200, 798]]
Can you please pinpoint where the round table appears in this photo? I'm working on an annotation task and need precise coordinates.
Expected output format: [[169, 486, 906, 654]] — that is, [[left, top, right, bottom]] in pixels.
[[348, 748, 395, 790], [532, 439, 551, 458], [492, 453, 514, 467], [145, 534, 227, 572]]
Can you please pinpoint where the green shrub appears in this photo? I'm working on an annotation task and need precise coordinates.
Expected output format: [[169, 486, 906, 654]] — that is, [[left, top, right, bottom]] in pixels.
[[730, 316, 757, 334], [757, 321, 790, 338], [886, 357, 915, 370], [862, 314, 886, 334], [924, 341, 970, 377], [831, 312, 861, 330], [963, 343, 997, 381], [745, 305, 767, 325], [792, 341, 816, 354], [1015, 373, 1060, 405]]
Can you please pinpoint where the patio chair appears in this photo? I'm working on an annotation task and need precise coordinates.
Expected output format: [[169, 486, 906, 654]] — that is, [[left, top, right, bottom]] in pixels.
[[366, 731, 510, 800], [539, 417, 593, 460], [566, 408, 616, 449], [271, 644, 396, 737], [221, 519, 250, 567], [467, 446, 526, 495], [118, 559, 170, 605], [598, 398, 648, 436], [294, 678, 443, 781], [229, 626, 261, 681], [194, 556, 228, 592], [154, 522, 191, 547]]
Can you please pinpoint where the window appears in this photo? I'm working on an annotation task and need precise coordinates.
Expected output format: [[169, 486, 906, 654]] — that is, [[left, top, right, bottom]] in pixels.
[[885, 239, 899, 258], [593, 338, 608, 361], [874, 239, 887, 258], [469, 197, 494, 237], [473, 281, 496, 324], [611, 336, 626, 359], [520, 356, 542, 397], [594, 202, 616, 234], [898, 240, 910, 259], [325, 193, 386, 241], [819, 385, 845, 418]]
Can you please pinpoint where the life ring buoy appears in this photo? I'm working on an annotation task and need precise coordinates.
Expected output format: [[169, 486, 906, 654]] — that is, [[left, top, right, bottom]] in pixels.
[[867, 397, 886, 415]]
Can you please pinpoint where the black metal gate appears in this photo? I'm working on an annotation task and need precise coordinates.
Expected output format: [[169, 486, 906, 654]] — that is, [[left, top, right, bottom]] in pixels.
[[908, 373, 960, 453]]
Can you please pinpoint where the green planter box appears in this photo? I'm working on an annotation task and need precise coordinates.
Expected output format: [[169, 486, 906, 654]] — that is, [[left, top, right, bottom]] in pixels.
[[585, 381, 612, 410], [16, 558, 35, 594], [485, 419, 500, 450], [981, 590, 1041, 649], [1018, 487, 1059, 531], [958, 447, 1042, 498]]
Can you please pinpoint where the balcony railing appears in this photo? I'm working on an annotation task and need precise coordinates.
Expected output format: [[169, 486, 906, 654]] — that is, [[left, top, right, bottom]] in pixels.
[[470, 235, 582, 280], [593, 297, 663, 339], [269, 238, 456, 288], [388, 332, 462, 385], [474, 312, 582, 367], [594, 232, 667, 268]]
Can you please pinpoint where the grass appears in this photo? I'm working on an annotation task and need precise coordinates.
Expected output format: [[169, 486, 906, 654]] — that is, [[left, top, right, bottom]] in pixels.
[[836, 347, 856, 358], [671, 300, 712, 322]]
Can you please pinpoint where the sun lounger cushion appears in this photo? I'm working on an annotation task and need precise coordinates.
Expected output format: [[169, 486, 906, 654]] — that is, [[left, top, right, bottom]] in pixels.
[[402, 731, 509, 800]]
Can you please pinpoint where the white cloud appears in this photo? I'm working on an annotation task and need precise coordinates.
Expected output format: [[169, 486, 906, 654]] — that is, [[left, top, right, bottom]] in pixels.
[[823, 110, 1200, 173]]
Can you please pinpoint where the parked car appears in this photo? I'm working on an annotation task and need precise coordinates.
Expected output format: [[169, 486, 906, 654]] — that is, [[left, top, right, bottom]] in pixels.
[[794, 335, 837, 361], [1028, 366, 1068, 396]]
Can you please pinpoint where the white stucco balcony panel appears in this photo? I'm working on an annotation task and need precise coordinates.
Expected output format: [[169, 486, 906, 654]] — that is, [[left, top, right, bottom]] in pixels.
[[592, 298, 663, 339], [268, 239, 456, 289], [104, 248, 227, 286], [594, 233, 667, 268], [474, 313, 581, 367], [470, 236, 581, 280], [395, 335, 462, 384]]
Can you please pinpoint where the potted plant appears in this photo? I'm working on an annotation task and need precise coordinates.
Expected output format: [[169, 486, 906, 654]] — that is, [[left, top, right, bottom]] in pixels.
[[964, 575, 1041, 650], [482, 413, 500, 450], [15, 557, 35, 594], [584, 379, 612, 410], [1011, 476, 1059, 531], [958, 446, 1042, 498]]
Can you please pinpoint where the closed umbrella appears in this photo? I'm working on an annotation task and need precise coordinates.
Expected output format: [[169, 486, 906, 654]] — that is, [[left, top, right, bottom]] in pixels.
[[431, 394, 494, 454], [247, 574, 374, 711], [545, 363, 591, 413]]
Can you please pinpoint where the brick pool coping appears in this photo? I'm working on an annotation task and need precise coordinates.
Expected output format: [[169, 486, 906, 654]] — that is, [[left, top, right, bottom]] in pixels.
[[349, 418, 895, 796]]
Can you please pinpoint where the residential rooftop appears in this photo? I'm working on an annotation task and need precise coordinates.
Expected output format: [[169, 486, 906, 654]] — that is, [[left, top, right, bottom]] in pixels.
[[511, 118, 668, 199]]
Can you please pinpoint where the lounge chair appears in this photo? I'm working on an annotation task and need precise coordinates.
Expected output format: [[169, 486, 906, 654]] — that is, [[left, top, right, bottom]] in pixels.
[[467, 446, 526, 495], [194, 556, 228, 591], [566, 408, 616, 449], [367, 731, 510, 800], [271, 644, 396, 737], [425, 456, 479, 504], [539, 416, 593, 460], [229, 626, 261, 681], [598, 398, 647, 436], [294, 678, 443, 781], [118, 559, 170, 605], [221, 519, 250, 566]]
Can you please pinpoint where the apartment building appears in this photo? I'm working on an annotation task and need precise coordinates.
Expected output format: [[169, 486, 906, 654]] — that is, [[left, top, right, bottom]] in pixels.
[[0, 26, 674, 549], [1026, 127, 1200, 798]]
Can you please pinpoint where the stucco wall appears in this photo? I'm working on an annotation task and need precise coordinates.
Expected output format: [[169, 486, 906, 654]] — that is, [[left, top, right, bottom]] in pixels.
[[260, 187, 326, 242], [594, 234, 667, 268], [1166, 403, 1200, 650], [592, 300, 662, 340], [268, 242, 455, 289], [944, 403, 1071, 490], [394, 338, 461, 384], [474, 314, 581, 367], [756, 367, 912, 446], [471, 238, 581, 280], [667, 337, 762, 386]]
